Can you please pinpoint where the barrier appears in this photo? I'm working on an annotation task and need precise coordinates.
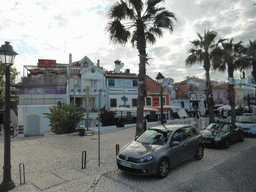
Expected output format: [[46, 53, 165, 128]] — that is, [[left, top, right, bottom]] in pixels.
[[82, 151, 86, 169], [116, 144, 119, 156], [19, 163, 25, 185]]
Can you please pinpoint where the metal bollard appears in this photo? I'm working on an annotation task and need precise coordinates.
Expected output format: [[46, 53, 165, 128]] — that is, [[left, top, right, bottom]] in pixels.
[[82, 151, 86, 169], [116, 144, 119, 156], [19, 163, 25, 185]]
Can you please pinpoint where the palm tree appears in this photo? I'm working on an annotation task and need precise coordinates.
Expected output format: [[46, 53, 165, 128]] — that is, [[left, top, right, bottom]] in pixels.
[[107, 0, 176, 137], [240, 40, 256, 82], [185, 30, 217, 124], [212, 39, 246, 123]]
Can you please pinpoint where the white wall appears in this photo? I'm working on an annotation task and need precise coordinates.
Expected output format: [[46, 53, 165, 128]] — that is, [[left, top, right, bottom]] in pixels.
[[18, 105, 52, 134]]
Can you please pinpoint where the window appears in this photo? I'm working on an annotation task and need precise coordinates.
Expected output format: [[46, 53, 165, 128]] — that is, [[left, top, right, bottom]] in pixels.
[[217, 92, 220, 99], [133, 80, 138, 87], [159, 96, 166, 105], [181, 101, 184, 108], [110, 99, 117, 107], [182, 127, 196, 137], [91, 80, 97, 88], [108, 79, 115, 86], [146, 97, 152, 106], [132, 99, 137, 107], [172, 129, 188, 142]]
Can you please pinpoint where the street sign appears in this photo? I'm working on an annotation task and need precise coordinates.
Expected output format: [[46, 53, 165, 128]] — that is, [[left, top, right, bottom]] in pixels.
[[95, 94, 105, 109]]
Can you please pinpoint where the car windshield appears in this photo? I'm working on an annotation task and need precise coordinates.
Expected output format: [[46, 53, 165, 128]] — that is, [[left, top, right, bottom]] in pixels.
[[237, 115, 256, 123], [205, 123, 230, 133], [136, 129, 172, 145]]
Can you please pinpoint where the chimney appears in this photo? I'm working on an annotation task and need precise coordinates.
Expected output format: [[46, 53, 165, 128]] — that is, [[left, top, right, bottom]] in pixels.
[[69, 54, 72, 65], [114, 60, 124, 73], [125, 69, 130, 73], [97, 59, 100, 67]]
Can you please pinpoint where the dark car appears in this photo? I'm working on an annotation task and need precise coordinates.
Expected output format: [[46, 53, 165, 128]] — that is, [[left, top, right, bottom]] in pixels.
[[116, 124, 204, 178], [201, 122, 244, 148]]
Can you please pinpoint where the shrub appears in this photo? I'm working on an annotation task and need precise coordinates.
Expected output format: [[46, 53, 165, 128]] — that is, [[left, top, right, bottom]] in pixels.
[[44, 102, 85, 134], [100, 110, 116, 126]]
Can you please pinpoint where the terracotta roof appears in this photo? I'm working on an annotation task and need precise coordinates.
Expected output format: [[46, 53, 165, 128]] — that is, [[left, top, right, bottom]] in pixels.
[[146, 75, 160, 93], [173, 83, 201, 99], [213, 84, 228, 90]]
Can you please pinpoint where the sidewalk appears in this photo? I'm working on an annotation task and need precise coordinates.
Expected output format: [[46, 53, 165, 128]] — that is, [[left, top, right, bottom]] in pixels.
[[0, 125, 137, 191]]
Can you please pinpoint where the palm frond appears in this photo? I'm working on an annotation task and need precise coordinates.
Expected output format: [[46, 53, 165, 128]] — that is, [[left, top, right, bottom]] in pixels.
[[145, 32, 156, 44], [108, 0, 135, 20], [148, 27, 163, 37], [154, 10, 176, 30], [107, 20, 131, 44]]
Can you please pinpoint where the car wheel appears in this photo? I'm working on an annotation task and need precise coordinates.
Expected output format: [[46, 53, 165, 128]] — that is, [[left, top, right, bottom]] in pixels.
[[157, 158, 170, 179], [239, 134, 244, 142], [194, 144, 204, 160], [224, 139, 230, 148]]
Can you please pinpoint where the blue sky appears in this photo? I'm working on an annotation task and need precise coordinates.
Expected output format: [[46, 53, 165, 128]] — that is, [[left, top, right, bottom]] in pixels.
[[0, 0, 255, 83]]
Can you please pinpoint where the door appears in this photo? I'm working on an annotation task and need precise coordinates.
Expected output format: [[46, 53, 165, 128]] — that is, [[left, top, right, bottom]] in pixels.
[[26, 115, 40, 136], [169, 129, 188, 166]]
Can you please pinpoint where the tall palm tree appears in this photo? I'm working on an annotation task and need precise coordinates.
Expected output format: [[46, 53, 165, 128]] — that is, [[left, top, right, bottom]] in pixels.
[[240, 40, 256, 82], [185, 30, 217, 124], [212, 39, 246, 123], [107, 0, 176, 137]]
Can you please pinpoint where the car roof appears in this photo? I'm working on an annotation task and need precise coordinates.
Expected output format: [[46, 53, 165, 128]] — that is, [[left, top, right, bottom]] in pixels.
[[149, 124, 194, 132]]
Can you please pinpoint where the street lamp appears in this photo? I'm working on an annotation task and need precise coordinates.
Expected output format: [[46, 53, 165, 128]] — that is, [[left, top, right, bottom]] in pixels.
[[0, 41, 18, 191], [156, 72, 165, 125]]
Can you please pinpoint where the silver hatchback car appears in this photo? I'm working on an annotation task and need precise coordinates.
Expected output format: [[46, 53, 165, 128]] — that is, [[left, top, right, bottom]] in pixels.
[[117, 124, 204, 178]]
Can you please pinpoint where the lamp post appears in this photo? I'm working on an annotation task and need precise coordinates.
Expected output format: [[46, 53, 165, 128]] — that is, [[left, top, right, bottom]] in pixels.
[[156, 72, 165, 125], [0, 41, 18, 191]]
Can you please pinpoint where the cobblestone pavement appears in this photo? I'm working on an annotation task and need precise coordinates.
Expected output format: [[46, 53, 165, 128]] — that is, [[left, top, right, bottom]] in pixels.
[[0, 126, 256, 192]]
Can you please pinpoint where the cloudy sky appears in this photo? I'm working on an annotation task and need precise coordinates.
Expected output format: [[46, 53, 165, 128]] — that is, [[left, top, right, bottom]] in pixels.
[[0, 0, 255, 83]]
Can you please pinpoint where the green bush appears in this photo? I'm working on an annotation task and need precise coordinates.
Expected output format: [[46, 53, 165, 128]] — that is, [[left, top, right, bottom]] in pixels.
[[44, 102, 85, 134], [100, 110, 116, 126]]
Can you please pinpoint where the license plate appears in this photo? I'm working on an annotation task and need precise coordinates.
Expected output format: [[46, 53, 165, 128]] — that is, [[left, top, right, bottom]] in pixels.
[[120, 160, 132, 168]]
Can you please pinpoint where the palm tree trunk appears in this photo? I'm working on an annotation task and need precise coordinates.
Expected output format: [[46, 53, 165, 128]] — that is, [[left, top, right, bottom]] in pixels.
[[204, 57, 215, 123], [252, 61, 256, 83], [136, 21, 147, 137], [227, 64, 236, 124], [206, 75, 215, 123], [227, 84, 236, 123]]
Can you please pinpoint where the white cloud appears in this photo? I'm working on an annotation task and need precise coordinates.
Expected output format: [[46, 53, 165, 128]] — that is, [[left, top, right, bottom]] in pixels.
[[0, 0, 255, 83]]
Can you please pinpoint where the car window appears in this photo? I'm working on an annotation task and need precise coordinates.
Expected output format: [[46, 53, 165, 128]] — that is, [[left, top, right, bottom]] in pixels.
[[221, 124, 230, 132], [237, 114, 256, 123], [183, 127, 196, 137], [136, 129, 172, 145], [172, 129, 188, 142]]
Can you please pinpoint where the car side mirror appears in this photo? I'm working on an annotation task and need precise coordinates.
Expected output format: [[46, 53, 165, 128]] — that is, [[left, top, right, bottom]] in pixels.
[[170, 141, 180, 147]]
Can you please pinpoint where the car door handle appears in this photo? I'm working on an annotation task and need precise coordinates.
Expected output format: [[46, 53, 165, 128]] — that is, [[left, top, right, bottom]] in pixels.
[[183, 143, 187, 146]]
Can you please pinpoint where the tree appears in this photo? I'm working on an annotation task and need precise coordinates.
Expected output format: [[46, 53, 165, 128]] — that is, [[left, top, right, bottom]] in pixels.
[[0, 64, 19, 86], [240, 40, 256, 82], [0, 64, 20, 115], [44, 102, 85, 134], [185, 30, 217, 124], [107, 0, 176, 137], [212, 39, 246, 123]]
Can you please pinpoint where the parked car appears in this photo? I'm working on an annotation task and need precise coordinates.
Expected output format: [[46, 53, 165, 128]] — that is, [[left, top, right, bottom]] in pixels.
[[116, 124, 204, 178], [235, 113, 256, 137], [201, 122, 244, 148]]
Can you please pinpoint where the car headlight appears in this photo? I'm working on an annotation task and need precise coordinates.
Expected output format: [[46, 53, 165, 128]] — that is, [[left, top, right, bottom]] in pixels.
[[214, 137, 221, 141], [138, 156, 153, 163]]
